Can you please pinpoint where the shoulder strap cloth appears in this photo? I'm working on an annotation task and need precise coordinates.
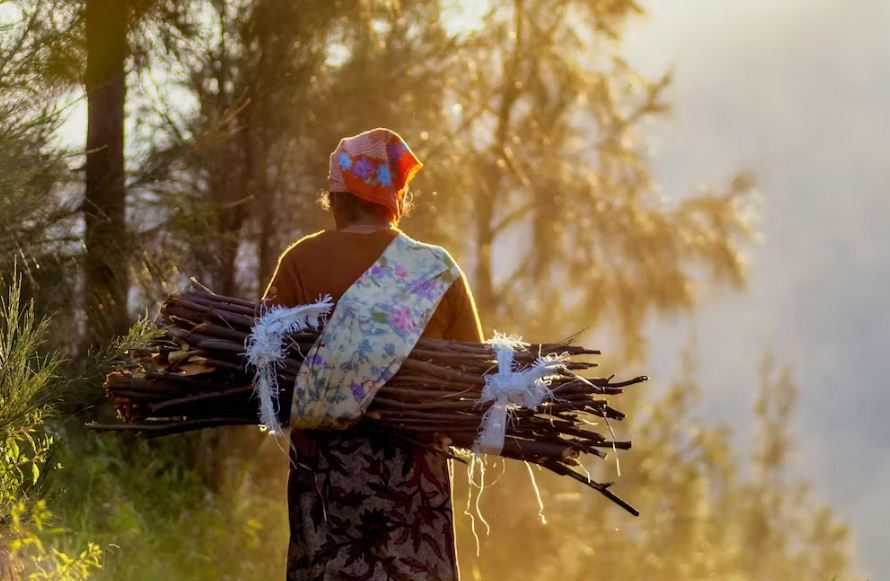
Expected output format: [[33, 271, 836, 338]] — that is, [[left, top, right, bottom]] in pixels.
[[291, 233, 460, 429]]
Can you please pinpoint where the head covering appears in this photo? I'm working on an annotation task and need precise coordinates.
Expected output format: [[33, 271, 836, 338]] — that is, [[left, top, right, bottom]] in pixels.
[[328, 128, 422, 214]]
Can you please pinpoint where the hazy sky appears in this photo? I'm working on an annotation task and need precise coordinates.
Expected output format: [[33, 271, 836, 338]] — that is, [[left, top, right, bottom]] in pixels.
[[622, 0, 890, 576]]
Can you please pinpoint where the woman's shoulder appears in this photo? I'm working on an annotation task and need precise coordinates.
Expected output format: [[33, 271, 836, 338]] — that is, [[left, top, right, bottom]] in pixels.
[[279, 230, 329, 261], [396, 232, 458, 263], [280, 228, 402, 264]]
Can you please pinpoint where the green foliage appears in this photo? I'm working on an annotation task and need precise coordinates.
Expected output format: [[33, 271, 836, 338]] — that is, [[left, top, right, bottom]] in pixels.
[[45, 429, 289, 581], [0, 276, 102, 580], [0, 1, 81, 339], [0, 114, 72, 273], [0, 1, 80, 97], [0, 275, 57, 503], [7, 501, 102, 581], [57, 314, 165, 419]]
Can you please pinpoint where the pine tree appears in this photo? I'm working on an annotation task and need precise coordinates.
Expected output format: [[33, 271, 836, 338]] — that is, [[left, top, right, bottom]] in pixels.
[[82, 0, 130, 348]]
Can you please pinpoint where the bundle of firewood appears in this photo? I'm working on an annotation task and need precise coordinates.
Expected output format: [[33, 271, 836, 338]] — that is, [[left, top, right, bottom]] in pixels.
[[96, 286, 646, 515]]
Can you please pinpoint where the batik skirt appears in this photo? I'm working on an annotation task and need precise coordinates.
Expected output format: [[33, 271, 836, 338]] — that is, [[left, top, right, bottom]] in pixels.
[[285, 426, 458, 581]]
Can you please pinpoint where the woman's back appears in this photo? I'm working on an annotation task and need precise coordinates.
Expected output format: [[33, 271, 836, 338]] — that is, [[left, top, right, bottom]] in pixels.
[[264, 228, 482, 342]]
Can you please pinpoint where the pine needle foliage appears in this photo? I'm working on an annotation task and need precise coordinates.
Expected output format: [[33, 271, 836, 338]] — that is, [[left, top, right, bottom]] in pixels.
[[0, 275, 102, 580]]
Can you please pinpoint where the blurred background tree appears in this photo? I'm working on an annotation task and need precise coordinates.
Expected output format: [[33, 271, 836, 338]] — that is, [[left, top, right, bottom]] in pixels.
[[0, 0, 81, 332], [505, 351, 854, 581], [0, 0, 860, 579]]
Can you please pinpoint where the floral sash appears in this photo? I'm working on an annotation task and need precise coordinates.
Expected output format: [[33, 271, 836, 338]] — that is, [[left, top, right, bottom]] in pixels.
[[290, 233, 460, 429]]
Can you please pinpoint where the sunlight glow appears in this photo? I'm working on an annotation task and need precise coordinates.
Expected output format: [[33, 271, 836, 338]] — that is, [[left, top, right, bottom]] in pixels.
[[0, 3, 20, 22], [442, 0, 489, 37]]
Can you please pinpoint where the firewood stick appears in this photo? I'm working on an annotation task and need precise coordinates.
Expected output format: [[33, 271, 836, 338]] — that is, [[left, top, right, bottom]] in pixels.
[[89, 418, 257, 436], [399, 358, 485, 385], [370, 397, 490, 411], [182, 286, 257, 308], [541, 460, 638, 516], [180, 293, 258, 316], [149, 386, 254, 414]]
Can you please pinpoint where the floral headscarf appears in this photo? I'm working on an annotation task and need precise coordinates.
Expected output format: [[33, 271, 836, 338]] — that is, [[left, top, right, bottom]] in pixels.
[[328, 128, 422, 214]]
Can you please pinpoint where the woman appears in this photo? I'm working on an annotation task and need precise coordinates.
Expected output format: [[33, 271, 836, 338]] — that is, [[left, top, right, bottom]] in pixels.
[[264, 128, 483, 581]]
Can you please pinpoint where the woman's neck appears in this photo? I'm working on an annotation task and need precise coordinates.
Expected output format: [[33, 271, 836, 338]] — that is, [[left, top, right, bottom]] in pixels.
[[336, 219, 394, 233], [333, 206, 394, 231]]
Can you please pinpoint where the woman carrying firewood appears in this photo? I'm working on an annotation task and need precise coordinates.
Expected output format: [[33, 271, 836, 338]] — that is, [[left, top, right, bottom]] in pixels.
[[263, 128, 483, 581]]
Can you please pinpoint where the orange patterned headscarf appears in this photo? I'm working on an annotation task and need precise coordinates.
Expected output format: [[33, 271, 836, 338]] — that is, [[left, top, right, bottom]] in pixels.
[[328, 128, 423, 214]]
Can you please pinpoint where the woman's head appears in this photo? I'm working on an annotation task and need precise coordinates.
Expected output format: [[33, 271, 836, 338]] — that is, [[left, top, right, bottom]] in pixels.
[[320, 190, 414, 228], [326, 128, 422, 226]]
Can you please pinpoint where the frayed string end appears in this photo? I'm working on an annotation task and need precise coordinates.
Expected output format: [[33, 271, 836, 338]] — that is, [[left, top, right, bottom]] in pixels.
[[245, 296, 333, 434]]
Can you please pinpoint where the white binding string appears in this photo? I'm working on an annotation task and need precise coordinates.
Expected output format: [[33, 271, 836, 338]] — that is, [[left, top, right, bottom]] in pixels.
[[524, 461, 547, 525], [464, 455, 485, 557], [474, 333, 567, 455], [461, 334, 567, 542], [245, 296, 333, 435]]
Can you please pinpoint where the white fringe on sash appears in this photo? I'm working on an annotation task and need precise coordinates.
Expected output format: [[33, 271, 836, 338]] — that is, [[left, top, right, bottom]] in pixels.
[[245, 297, 333, 434]]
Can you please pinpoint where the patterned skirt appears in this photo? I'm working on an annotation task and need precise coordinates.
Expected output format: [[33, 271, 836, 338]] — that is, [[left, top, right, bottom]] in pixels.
[[285, 427, 459, 581]]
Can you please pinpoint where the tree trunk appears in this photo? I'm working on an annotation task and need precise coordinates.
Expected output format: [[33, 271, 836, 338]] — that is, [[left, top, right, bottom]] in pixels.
[[205, 3, 246, 299], [83, 0, 128, 348], [253, 82, 276, 290]]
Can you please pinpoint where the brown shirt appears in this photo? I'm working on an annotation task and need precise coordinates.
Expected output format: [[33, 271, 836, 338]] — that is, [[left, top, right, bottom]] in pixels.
[[263, 228, 483, 342]]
